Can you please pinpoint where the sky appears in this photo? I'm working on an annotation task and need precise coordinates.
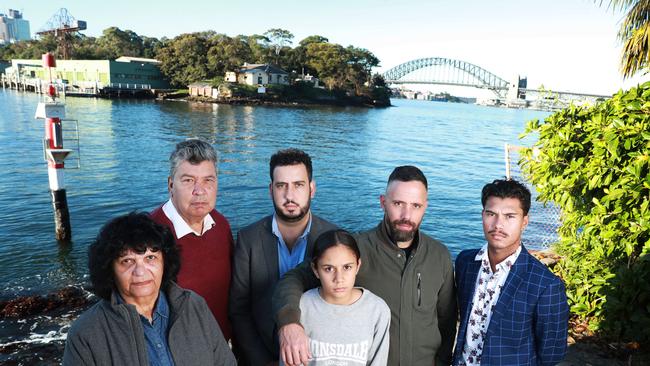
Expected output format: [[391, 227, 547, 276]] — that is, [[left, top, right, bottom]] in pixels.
[[8, 0, 649, 96]]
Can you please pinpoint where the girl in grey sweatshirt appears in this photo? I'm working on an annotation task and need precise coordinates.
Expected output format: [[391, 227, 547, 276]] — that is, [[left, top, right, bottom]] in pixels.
[[295, 229, 391, 366]]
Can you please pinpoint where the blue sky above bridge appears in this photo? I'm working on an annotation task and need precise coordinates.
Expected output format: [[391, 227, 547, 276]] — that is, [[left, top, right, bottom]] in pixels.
[[13, 0, 649, 96]]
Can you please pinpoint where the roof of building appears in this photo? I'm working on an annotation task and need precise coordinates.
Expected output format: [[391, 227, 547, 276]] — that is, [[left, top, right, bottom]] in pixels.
[[188, 81, 212, 87], [238, 63, 288, 75], [115, 56, 161, 65]]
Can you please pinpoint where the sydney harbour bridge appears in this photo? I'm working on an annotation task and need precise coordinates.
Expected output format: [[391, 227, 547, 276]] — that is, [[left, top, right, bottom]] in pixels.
[[382, 57, 609, 106]]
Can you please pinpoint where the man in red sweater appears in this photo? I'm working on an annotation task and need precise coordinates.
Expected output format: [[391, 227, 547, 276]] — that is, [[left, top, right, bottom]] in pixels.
[[150, 138, 233, 341]]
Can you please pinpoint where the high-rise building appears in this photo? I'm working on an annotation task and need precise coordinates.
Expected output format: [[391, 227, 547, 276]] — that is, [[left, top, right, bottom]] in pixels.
[[0, 9, 31, 44]]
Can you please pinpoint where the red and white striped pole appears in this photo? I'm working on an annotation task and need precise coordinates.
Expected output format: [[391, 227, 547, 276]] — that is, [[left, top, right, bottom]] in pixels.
[[36, 52, 72, 241]]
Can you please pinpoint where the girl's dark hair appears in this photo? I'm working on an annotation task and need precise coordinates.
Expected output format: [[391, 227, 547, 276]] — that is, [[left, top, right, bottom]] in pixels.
[[311, 229, 361, 266], [88, 212, 180, 300]]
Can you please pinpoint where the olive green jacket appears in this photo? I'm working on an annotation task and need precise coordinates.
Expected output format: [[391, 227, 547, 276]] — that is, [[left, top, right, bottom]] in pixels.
[[273, 222, 457, 366]]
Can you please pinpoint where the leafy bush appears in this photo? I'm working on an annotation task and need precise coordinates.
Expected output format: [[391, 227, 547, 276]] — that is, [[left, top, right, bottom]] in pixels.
[[209, 76, 224, 87], [520, 81, 650, 344], [224, 83, 259, 98]]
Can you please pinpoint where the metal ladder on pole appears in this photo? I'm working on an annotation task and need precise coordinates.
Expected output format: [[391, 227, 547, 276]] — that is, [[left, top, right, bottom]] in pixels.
[[62, 119, 81, 169]]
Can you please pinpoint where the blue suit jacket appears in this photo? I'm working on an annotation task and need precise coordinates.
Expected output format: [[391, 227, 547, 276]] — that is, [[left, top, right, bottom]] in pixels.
[[453, 246, 569, 366]]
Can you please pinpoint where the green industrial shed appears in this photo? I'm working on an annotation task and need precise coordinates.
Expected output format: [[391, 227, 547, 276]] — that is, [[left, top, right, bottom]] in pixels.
[[4, 56, 170, 90]]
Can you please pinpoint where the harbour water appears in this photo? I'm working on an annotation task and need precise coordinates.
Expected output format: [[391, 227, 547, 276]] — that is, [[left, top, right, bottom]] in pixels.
[[0, 89, 549, 364]]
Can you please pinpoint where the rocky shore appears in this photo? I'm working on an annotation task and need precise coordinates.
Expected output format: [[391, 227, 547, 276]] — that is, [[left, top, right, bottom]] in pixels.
[[158, 88, 392, 108], [0, 286, 92, 365], [165, 96, 391, 108]]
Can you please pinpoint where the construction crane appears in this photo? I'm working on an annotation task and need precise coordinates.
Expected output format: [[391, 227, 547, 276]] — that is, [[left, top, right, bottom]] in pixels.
[[36, 8, 86, 60]]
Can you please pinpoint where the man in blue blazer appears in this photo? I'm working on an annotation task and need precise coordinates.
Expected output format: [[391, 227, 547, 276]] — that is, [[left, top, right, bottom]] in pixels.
[[453, 179, 568, 366]]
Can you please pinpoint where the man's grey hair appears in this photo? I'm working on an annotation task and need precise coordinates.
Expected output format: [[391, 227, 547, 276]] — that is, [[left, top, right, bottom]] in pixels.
[[169, 138, 218, 178]]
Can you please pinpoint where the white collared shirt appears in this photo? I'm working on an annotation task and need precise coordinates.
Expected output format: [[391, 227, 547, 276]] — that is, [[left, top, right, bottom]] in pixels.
[[460, 244, 522, 365], [162, 199, 215, 237]]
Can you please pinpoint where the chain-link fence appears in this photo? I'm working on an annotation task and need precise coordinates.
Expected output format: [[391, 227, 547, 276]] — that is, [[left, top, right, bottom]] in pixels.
[[505, 144, 562, 249]]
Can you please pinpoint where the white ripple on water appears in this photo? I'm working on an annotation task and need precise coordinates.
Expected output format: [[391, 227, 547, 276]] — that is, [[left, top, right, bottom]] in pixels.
[[0, 326, 70, 348]]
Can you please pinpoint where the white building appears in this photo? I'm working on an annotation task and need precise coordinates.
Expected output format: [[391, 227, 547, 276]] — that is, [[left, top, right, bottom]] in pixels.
[[295, 73, 321, 88], [225, 63, 289, 86], [0, 9, 30, 44]]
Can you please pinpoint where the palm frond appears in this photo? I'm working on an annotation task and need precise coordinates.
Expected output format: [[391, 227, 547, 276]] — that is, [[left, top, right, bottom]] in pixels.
[[618, 0, 650, 36], [599, 0, 650, 77], [598, 0, 639, 12], [620, 22, 650, 77]]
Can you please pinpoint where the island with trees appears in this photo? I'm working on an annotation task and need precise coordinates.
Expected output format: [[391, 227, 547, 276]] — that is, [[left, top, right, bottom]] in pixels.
[[0, 27, 391, 107]]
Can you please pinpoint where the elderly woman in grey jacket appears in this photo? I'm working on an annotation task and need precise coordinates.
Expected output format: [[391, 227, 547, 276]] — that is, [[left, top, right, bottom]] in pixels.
[[63, 212, 236, 366]]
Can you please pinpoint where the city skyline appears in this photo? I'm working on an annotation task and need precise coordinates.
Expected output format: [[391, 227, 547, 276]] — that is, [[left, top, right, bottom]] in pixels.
[[8, 0, 649, 96]]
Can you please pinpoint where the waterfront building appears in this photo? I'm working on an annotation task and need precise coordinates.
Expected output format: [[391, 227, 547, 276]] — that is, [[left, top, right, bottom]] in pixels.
[[295, 73, 322, 88], [189, 81, 215, 97], [0, 9, 30, 44], [225, 63, 289, 86], [3, 57, 170, 90]]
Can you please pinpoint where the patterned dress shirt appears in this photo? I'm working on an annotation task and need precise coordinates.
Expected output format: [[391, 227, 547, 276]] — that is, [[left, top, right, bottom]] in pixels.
[[460, 244, 522, 365]]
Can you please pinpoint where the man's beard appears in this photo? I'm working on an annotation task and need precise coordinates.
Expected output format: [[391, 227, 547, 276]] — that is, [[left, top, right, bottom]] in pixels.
[[273, 198, 311, 223], [386, 216, 419, 243]]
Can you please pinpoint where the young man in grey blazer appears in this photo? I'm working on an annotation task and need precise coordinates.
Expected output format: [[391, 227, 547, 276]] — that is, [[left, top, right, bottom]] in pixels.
[[229, 148, 337, 366]]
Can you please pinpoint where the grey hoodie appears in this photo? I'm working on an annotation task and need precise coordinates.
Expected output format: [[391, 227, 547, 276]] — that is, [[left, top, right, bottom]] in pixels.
[[298, 287, 390, 365]]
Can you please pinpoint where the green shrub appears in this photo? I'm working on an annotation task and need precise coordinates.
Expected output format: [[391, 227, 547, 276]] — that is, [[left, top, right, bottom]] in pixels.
[[209, 76, 224, 87], [226, 83, 259, 98], [520, 81, 650, 344]]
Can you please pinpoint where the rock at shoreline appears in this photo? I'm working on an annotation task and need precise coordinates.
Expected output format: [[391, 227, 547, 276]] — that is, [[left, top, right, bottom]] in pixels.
[[529, 248, 562, 267], [0, 286, 92, 319], [181, 93, 390, 108]]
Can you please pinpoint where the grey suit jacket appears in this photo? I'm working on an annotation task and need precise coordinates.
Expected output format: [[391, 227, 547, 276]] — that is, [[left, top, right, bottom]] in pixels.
[[229, 214, 337, 366]]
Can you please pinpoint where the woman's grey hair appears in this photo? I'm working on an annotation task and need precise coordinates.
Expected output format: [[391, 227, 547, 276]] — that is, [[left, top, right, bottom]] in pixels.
[[169, 138, 218, 178]]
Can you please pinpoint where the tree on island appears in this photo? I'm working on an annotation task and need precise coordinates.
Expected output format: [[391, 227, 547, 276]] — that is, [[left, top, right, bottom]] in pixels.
[[156, 33, 210, 88], [241, 34, 275, 65], [95, 27, 144, 59], [206, 34, 254, 77], [285, 35, 329, 77], [345, 46, 380, 94], [263, 28, 294, 65], [303, 42, 379, 91]]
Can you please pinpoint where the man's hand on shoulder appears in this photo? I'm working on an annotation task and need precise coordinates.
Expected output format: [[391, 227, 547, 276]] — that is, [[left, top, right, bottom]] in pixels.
[[279, 323, 311, 366]]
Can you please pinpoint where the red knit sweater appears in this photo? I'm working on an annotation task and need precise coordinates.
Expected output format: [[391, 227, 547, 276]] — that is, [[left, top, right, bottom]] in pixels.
[[150, 205, 233, 341]]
